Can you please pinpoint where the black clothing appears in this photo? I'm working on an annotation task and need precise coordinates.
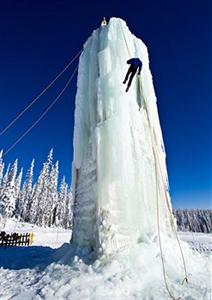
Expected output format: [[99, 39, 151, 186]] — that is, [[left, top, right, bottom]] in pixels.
[[123, 58, 142, 92], [123, 66, 137, 90], [127, 58, 142, 74]]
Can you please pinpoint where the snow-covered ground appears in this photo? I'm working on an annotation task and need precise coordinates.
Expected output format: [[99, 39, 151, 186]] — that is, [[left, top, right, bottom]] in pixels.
[[179, 231, 212, 254], [3, 218, 71, 248], [0, 219, 211, 300], [3, 219, 212, 253]]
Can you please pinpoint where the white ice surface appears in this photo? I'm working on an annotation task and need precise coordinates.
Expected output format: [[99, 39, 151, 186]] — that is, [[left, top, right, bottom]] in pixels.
[[0, 220, 211, 300], [72, 17, 174, 258]]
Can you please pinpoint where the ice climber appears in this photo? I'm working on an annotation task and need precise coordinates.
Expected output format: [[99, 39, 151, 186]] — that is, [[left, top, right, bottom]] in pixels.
[[123, 58, 142, 92]]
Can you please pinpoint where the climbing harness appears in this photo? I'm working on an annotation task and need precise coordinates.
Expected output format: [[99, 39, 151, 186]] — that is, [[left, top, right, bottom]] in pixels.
[[0, 50, 82, 136], [3, 65, 78, 157], [118, 19, 188, 299]]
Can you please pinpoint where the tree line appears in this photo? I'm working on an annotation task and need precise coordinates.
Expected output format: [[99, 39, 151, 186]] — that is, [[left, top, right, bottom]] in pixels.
[[0, 149, 73, 229], [0, 149, 211, 234], [173, 209, 212, 233]]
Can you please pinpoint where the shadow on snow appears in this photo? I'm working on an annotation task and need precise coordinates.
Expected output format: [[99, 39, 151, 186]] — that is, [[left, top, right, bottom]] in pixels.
[[0, 242, 97, 271], [0, 246, 57, 270]]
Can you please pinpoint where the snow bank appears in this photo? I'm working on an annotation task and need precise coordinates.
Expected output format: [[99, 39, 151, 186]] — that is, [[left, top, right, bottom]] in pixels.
[[0, 236, 210, 299], [0, 220, 211, 299]]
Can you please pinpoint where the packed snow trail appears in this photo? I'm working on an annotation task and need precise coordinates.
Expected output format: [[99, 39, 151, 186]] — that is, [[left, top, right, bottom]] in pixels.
[[71, 17, 173, 259], [0, 244, 211, 300]]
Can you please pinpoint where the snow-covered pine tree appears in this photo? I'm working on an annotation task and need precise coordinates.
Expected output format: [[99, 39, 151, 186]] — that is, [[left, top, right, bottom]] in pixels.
[[0, 150, 4, 187], [0, 160, 18, 227], [31, 150, 53, 227], [0, 163, 10, 197], [14, 168, 23, 219], [44, 160, 59, 227], [203, 209, 212, 232], [16, 181, 26, 220], [0, 164, 11, 226], [55, 176, 68, 228], [0, 150, 75, 229], [173, 209, 212, 233], [22, 159, 34, 222], [64, 187, 73, 229]]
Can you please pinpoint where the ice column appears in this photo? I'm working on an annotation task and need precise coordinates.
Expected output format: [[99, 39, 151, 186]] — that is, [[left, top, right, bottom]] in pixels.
[[71, 17, 174, 258]]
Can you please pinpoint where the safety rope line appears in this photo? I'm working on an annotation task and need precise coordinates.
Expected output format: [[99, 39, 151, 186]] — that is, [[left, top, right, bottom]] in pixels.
[[0, 50, 82, 136], [140, 80, 188, 298], [142, 83, 189, 284], [143, 93, 183, 300], [118, 19, 188, 299], [3, 65, 78, 157], [154, 149, 182, 300]]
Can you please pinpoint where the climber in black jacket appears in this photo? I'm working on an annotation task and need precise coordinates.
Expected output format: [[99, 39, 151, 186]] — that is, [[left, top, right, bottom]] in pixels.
[[123, 58, 142, 92]]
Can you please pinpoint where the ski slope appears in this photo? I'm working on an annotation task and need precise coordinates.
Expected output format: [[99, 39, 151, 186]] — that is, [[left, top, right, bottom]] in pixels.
[[0, 219, 211, 300]]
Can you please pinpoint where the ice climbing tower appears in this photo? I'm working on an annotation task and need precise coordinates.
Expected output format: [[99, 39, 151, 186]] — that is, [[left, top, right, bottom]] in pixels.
[[71, 17, 174, 259]]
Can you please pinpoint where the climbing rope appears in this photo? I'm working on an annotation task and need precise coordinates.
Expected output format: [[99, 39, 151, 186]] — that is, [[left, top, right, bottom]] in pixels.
[[154, 149, 182, 300], [140, 79, 188, 297], [0, 50, 82, 136], [142, 85, 189, 283], [118, 19, 188, 298], [141, 86, 184, 300], [3, 65, 78, 157]]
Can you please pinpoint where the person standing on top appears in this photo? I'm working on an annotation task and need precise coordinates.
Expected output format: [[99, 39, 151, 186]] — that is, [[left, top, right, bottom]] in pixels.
[[123, 58, 142, 92]]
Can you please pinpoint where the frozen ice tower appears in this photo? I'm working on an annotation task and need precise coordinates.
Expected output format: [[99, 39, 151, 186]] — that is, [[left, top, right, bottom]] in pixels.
[[71, 17, 174, 259]]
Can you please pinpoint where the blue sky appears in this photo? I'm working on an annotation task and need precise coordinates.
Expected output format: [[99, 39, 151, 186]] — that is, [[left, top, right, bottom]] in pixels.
[[0, 0, 211, 208]]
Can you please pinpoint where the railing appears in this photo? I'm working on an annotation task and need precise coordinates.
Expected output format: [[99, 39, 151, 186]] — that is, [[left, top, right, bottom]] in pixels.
[[0, 232, 34, 247]]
